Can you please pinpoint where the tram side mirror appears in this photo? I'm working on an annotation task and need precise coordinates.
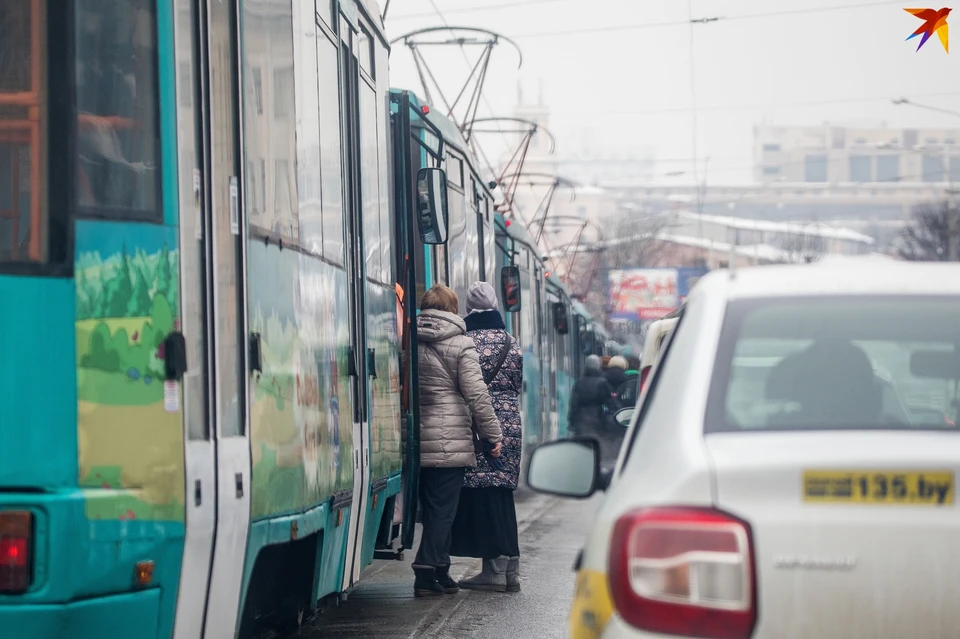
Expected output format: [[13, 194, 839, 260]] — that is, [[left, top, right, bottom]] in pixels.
[[502, 266, 522, 312], [416, 167, 448, 245], [553, 302, 569, 335]]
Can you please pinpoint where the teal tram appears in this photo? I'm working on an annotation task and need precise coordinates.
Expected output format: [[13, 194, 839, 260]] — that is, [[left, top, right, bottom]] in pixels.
[[0, 1, 604, 637]]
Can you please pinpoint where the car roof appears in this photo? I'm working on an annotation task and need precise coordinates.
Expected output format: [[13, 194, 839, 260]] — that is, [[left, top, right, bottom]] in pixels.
[[698, 260, 960, 300]]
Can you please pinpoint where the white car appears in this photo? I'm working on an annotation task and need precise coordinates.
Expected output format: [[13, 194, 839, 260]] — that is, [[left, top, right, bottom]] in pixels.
[[529, 261, 960, 639]]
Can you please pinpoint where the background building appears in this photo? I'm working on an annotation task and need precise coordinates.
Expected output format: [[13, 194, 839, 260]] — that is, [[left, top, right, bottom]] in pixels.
[[753, 123, 960, 184]]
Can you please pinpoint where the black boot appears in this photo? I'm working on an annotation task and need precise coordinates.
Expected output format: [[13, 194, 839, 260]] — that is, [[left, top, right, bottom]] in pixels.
[[413, 567, 444, 597], [435, 566, 460, 594]]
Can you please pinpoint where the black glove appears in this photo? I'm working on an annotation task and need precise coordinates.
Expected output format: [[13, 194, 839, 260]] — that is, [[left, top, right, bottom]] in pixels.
[[481, 440, 505, 471]]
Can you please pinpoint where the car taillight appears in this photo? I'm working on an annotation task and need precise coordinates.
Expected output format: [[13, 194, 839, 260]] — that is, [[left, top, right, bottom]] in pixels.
[[608, 507, 756, 639], [0, 511, 32, 594], [639, 366, 651, 393]]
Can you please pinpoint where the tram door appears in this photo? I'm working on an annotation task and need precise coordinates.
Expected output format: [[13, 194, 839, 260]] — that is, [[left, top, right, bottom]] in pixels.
[[174, 0, 252, 637], [338, 14, 373, 591], [534, 265, 550, 441]]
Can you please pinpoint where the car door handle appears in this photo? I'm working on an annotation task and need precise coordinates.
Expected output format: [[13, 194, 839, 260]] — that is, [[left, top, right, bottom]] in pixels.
[[235, 473, 244, 498], [194, 480, 202, 507]]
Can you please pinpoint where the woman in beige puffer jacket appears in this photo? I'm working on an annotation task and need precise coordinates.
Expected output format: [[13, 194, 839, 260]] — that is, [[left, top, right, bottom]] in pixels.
[[412, 285, 503, 597]]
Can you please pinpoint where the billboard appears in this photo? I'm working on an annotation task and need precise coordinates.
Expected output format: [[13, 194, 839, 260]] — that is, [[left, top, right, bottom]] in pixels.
[[608, 269, 679, 321]]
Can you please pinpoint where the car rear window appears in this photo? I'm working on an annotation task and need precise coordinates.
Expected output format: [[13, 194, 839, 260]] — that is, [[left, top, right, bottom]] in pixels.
[[705, 296, 960, 433]]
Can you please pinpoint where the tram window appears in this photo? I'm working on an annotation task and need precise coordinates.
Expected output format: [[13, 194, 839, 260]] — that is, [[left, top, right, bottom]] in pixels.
[[75, 0, 162, 222], [476, 205, 486, 281], [292, 0, 322, 253], [357, 27, 373, 79], [434, 244, 449, 285], [446, 188, 467, 304], [1, 1, 44, 264], [376, 50, 392, 283], [320, 0, 336, 28], [445, 154, 463, 190], [360, 83, 383, 282], [409, 104, 441, 156], [484, 199, 494, 280], [318, 31, 344, 263]]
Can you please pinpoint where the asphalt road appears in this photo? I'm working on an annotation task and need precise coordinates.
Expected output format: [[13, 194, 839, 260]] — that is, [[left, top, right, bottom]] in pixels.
[[293, 490, 603, 639]]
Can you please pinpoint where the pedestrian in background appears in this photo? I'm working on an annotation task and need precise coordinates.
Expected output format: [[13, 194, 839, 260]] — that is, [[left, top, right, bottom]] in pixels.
[[569, 355, 618, 437], [605, 355, 629, 391], [413, 285, 503, 597], [451, 281, 525, 593], [569, 355, 622, 470]]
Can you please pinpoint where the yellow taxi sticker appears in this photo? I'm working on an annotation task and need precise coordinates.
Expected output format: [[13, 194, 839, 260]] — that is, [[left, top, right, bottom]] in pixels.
[[803, 471, 954, 505], [569, 570, 614, 639]]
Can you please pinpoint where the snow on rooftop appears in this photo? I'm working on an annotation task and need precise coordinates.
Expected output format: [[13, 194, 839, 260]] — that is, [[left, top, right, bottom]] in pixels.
[[656, 234, 790, 262], [675, 211, 876, 245]]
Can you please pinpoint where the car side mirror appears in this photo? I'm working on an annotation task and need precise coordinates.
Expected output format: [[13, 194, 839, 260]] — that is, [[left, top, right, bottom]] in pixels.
[[614, 407, 634, 428], [526, 438, 600, 498], [416, 167, 448, 244], [501, 266, 521, 312]]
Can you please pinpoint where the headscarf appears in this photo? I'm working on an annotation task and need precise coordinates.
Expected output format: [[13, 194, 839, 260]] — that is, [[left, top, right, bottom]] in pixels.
[[466, 281, 499, 315], [608, 356, 628, 370], [585, 354, 602, 372]]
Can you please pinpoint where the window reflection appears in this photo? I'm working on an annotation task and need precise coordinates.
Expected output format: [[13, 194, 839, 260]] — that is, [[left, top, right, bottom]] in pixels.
[[292, 0, 322, 254], [75, 0, 160, 217], [318, 31, 344, 263], [376, 66, 392, 283], [242, 0, 298, 243], [360, 83, 381, 281], [0, 0, 46, 262]]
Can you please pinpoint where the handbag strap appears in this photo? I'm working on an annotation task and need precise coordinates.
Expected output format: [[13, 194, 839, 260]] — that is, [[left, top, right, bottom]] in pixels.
[[483, 332, 512, 386]]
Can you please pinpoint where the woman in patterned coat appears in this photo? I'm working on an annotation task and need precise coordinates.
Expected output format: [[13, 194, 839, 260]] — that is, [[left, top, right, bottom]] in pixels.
[[450, 281, 524, 593]]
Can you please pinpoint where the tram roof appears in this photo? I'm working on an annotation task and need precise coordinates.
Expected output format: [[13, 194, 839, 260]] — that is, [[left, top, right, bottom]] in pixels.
[[546, 274, 572, 298]]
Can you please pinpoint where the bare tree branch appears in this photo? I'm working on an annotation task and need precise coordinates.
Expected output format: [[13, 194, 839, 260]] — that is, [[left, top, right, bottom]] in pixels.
[[566, 213, 673, 327], [898, 200, 957, 261], [770, 232, 827, 264]]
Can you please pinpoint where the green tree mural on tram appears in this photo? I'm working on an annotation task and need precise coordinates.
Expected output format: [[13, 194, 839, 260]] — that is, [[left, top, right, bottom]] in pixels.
[[76, 241, 180, 406]]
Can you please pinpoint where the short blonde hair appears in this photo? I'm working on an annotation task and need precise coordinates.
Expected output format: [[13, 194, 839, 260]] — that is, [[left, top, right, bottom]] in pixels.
[[421, 285, 459, 314]]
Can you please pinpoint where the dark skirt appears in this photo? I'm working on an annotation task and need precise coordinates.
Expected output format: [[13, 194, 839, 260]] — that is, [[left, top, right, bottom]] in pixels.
[[449, 487, 520, 558]]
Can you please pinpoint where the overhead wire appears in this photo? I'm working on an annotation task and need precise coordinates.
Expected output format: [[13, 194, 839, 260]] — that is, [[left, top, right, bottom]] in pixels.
[[425, 0, 517, 162], [546, 92, 960, 117], [390, 0, 568, 21], [423, 0, 561, 257], [508, 0, 906, 38]]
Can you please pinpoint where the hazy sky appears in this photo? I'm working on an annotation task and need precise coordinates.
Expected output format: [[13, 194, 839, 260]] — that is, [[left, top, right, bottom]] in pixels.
[[382, 0, 959, 184]]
